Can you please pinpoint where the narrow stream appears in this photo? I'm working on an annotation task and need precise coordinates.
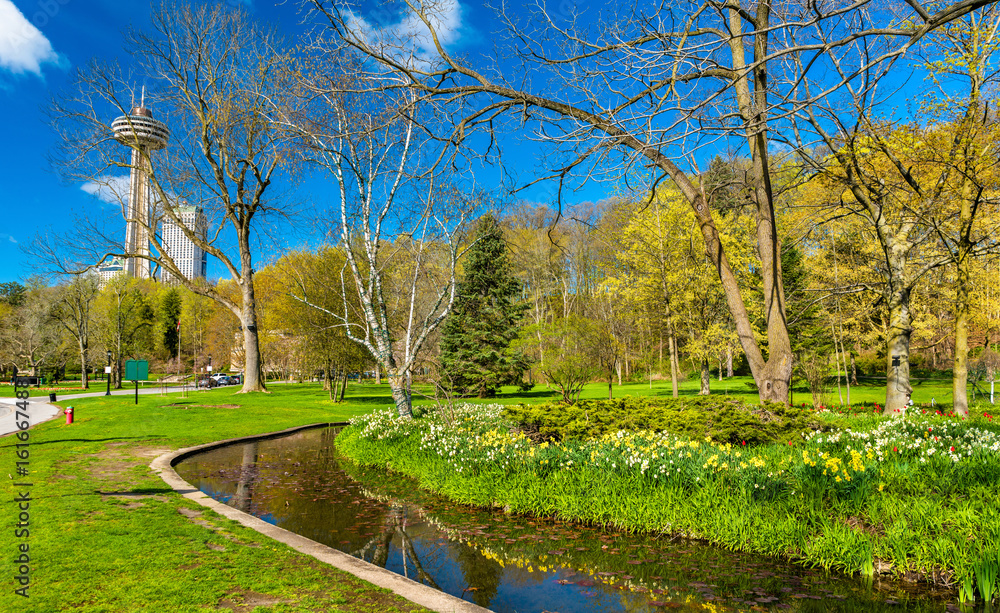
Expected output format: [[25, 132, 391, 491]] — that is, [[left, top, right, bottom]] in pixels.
[[175, 426, 966, 613]]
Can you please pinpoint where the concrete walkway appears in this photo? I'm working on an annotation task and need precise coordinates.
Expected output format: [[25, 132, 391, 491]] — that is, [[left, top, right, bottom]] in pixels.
[[0, 385, 197, 436]]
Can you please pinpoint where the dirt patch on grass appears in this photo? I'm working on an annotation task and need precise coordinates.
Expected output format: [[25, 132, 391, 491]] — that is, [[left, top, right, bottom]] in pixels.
[[178, 507, 216, 529], [100, 491, 168, 503], [216, 590, 290, 611], [88, 458, 138, 482], [845, 515, 886, 537], [130, 446, 174, 458]]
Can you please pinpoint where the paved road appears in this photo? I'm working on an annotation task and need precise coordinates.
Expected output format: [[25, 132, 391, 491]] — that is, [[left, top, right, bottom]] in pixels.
[[0, 385, 200, 436]]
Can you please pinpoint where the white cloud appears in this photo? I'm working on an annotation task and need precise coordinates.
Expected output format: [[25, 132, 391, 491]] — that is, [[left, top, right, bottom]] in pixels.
[[81, 175, 131, 205], [0, 0, 65, 76], [347, 0, 464, 65]]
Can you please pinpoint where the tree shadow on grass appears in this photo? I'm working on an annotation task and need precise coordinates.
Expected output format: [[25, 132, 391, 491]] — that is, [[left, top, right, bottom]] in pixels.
[[96, 487, 177, 497]]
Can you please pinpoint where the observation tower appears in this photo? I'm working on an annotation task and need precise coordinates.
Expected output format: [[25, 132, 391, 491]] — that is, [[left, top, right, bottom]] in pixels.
[[112, 89, 169, 279]]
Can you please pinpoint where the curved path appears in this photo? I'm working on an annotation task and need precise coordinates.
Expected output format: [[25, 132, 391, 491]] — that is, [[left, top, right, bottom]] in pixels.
[[152, 425, 493, 613]]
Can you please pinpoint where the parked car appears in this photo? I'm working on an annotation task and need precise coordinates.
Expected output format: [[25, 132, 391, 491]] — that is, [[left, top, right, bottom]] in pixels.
[[196, 377, 217, 388]]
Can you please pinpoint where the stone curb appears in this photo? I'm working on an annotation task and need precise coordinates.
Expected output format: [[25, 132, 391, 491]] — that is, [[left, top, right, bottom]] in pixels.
[[151, 423, 492, 613]]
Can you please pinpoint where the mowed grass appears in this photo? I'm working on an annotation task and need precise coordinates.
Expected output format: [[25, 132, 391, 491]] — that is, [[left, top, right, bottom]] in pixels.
[[0, 382, 430, 613], [0, 374, 973, 612]]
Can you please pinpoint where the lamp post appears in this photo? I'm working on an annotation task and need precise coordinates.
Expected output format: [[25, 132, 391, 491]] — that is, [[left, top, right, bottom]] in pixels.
[[105, 350, 112, 396]]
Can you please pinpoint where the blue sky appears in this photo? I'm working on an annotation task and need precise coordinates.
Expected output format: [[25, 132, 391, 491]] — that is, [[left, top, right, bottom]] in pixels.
[[0, 0, 573, 284], [0, 1, 953, 286]]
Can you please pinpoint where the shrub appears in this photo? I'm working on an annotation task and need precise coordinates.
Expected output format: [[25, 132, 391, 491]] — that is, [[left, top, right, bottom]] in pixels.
[[503, 396, 823, 445]]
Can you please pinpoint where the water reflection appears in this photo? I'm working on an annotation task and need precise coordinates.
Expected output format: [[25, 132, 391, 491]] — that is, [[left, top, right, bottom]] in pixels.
[[175, 427, 967, 613]]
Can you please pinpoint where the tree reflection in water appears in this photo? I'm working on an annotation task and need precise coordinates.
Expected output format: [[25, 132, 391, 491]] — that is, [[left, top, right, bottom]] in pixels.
[[232, 441, 258, 513], [353, 503, 441, 591]]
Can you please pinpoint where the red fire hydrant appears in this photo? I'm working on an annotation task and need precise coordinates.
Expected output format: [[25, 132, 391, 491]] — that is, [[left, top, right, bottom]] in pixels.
[[65, 407, 74, 425]]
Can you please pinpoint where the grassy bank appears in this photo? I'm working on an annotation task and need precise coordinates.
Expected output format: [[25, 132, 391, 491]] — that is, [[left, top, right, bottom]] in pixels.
[[337, 401, 1000, 606], [0, 383, 430, 613]]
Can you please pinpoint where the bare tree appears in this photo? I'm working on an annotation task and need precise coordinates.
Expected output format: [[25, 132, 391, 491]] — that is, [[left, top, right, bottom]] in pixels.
[[50, 274, 100, 389], [38, 2, 295, 393], [306, 0, 998, 404], [0, 285, 60, 378]]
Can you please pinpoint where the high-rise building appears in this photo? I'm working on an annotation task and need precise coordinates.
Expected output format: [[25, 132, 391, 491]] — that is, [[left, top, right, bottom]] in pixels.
[[93, 257, 126, 287], [161, 206, 208, 284], [111, 92, 169, 279]]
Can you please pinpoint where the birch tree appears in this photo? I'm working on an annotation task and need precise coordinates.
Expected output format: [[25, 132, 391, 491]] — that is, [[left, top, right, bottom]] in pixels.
[[277, 67, 474, 416]]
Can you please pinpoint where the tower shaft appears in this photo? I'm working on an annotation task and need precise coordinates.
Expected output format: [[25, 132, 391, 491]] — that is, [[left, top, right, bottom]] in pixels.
[[124, 147, 152, 279]]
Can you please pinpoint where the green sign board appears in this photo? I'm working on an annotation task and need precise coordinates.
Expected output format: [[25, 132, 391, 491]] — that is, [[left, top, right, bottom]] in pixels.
[[125, 360, 149, 381]]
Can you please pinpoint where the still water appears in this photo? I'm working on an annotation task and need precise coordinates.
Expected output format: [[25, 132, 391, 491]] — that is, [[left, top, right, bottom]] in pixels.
[[175, 426, 966, 613]]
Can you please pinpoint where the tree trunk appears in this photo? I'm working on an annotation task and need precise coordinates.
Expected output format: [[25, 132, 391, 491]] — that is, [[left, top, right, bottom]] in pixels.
[[811, 386, 822, 407], [237, 262, 267, 393], [844, 348, 851, 406], [325, 363, 334, 400], [388, 371, 411, 417], [338, 368, 348, 402], [726, 345, 733, 378], [668, 324, 679, 399], [851, 352, 858, 386], [658, 328, 663, 376], [700, 358, 711, 395], [78, 338, 89, 390], [718, 357, 723, 381], [953, 254, 970, 416], [885, 282, 913, 414]]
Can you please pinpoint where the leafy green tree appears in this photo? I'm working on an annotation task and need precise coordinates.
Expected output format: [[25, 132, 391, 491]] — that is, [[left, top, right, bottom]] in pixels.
[[97, 276, 155, 388], [440, 214, 529, 397], [524, 314, 604, 405], [0, 282, 26, 307]]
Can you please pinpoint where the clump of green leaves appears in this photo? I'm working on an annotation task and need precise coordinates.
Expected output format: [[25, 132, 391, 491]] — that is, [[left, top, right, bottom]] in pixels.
[[504, 396, 824, 445]]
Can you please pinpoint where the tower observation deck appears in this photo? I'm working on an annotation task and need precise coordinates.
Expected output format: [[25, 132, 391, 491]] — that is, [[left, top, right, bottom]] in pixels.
[[112, 99, 170, 280]]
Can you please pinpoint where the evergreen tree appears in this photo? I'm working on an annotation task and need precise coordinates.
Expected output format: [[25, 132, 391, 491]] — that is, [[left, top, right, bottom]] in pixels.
[[160, 288, 182, 359], [439, 213, 529, 397], [701, 155, 745, 214], [782, 238, 834, 404]]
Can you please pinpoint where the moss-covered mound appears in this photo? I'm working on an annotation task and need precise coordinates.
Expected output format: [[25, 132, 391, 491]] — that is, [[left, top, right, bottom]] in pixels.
[[504, 396, 824, 445]]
